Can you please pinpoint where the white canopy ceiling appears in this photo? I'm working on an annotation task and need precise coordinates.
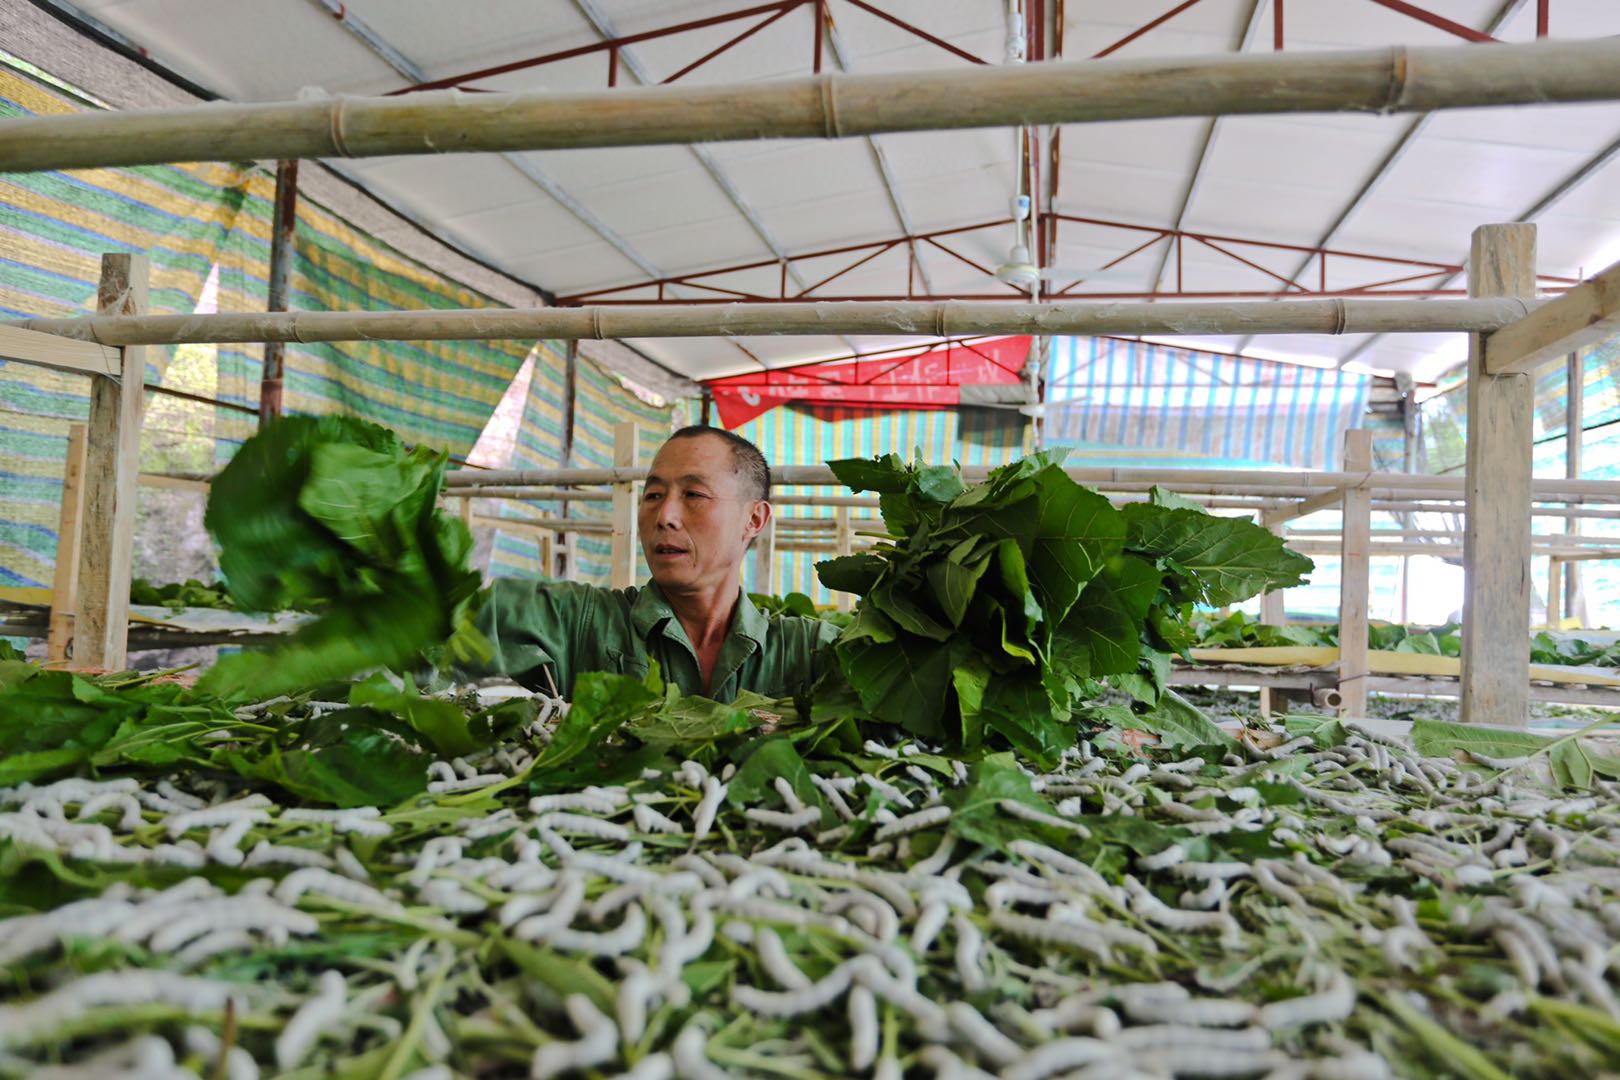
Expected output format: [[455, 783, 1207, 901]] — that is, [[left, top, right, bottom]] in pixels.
[[55, 0, 1620, 382]]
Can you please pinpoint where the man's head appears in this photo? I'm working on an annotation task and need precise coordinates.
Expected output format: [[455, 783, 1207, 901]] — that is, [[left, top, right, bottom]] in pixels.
[[639, 426, 772, 596]]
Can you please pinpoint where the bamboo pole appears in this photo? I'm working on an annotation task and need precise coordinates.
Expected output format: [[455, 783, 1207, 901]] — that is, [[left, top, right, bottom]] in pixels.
[[46, 424, 88, 665], [6, 39, 1620, 172], [1461, 224, 1537, 728], [74, 255, 147, 672], [7, 297, 1535, 347], [610, 423, 639, 590], [443, 462, 1620, 504]]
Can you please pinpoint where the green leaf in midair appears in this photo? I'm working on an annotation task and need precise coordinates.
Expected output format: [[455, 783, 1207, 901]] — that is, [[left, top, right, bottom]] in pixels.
[[1123, 502, 1313, 607]]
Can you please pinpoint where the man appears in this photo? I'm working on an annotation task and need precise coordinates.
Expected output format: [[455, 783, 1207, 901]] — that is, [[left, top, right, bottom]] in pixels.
[[471, 426, 841, 702]]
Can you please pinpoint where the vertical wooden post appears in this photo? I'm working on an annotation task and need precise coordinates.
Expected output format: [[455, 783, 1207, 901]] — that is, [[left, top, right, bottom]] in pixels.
[[75, 254, 148, 671], [538, 530, 555, 582], [1461, 224, 1537, 727], [259, 159, 298, 425], [1547, 557, 1563, 628], [609, 421, 639, 590], [1564, 349, 1584, 624], [1258, 523, 1288, 720], [833, 506, 854, 612], [1337, 429, 1372, 718], [752, 516, 777, 595], [46, 423, 89, 664]]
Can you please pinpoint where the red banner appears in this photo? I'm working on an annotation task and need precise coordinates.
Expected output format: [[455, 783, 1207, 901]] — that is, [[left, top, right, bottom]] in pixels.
[[705, 337, 1030, 428]]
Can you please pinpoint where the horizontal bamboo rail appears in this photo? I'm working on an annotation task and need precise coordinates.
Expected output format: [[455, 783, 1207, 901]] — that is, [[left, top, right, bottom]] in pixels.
[[3, 39, 1618, 172], [442, 462, 1620, 504], [6, 297, 1536, 347]]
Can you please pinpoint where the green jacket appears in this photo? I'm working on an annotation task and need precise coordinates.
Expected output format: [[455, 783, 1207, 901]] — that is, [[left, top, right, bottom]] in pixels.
[[469, 578, 841, 702]]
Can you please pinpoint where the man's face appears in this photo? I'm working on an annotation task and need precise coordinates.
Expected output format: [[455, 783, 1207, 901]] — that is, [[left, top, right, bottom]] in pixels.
[[639, 434, 769, 596]]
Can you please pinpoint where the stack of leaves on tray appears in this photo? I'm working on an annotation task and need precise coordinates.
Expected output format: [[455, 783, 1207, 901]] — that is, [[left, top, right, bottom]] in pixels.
[[197, 416, 485, 701], [816, 452, 1312, 765]]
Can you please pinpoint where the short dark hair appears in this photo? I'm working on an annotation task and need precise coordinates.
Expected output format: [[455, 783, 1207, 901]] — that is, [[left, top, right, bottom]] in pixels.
[[667, 425, 770, 502]]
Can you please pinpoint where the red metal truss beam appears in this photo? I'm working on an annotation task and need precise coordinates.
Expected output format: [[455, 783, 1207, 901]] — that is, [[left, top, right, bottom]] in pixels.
[[555, 214, 1578, 307], [556, 219, 1013, 303], [1364, 0, 1500, 43], [662, 5, 798, 84], [839, 0, 990, 64], [1092, 0, 1210, 59], [389, 1, 810, 94]]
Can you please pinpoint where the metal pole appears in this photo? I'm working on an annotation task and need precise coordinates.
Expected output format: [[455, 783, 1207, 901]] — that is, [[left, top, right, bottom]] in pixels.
[[258, 159, 298, 425]]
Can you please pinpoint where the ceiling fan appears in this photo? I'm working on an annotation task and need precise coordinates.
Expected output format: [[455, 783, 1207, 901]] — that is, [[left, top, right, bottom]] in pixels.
[[987, 196, 1141, 294]]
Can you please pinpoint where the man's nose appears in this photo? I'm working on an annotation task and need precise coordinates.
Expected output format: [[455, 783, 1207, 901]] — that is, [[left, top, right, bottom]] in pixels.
[[654, 496, 681, 529]]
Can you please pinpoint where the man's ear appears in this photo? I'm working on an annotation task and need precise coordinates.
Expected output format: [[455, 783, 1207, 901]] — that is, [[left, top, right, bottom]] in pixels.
[[745, 499, 773, 543]]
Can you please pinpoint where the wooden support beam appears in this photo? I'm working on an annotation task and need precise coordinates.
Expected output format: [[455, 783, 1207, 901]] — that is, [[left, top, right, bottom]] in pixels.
[[1565, 349, 1585, 623], [1485, 255, 1620, 375], [752, 515, 778, 595], [1461, 223, 1537, 727], [833, 506, 855, 612], [610, 422, 639, 590], [46, 424, 88, 664], [0, 324, 119, 376], [1337, 429, 1373, 718], [74, 254, 148, 672], [1547, 556, 1563, 627]]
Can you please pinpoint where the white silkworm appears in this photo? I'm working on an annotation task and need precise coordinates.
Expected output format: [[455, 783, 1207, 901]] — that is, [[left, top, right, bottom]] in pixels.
[[860, 774, 914, 810], [633, 803, 684, 835], [511, 875, 587, 937], [281, 806, 380, 823], [998, 800, 1090, 837], [427, 773, 506, 793], [543, 904, 647, 956], [333, 844, 371, 880], [275, 969, 347, 1070], [692, 777, 726, 840], [863, 739, 900, 760], [1120, 994, 1258, 1027], [1036, 997, 1121, 1038], [0, 971, 245, 1048], [755, 926, 812, 990], [1137, 843, 1187, 871], [671, 1023, 728, 1080], [911, 900, 950, 955], [743, 806, 821, 831], [1000, 1037, 1120, 1080], [732, 964, 853, 1016], [611, 1052, 674, 1080], [147, 898, 319, 953], [531, 994, 619, 1079], [912, 833, 959, 877], [954, 914, 987, 992], [205, 816, 255, 866], [419, 879, 488, 914], [530, 792, 624, 815], [185, 1025, 259, 1080], [535, 812, 631, 841], [1257, 969, 1355, 1029], [989, 910, 1113, 962], [274, 867, 403, 914], [848, 984, 879, 1071], [244, 841, 335, 870], [874, 805, 950, 841], [75, 792, 144, 831], [945, 1002, 1022, 1067], [166, 799, 271, 838]]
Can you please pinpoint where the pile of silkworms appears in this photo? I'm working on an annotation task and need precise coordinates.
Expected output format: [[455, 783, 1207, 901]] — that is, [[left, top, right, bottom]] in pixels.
[[2, 710, 1619, 1078]]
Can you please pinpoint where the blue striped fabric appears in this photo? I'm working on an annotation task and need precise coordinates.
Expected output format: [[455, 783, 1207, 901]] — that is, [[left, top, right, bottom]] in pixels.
[[1044, 337, 1371, 470]]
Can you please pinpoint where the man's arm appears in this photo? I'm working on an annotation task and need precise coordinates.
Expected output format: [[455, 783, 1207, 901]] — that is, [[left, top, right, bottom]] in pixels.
[[456, 578, 597, 693]]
